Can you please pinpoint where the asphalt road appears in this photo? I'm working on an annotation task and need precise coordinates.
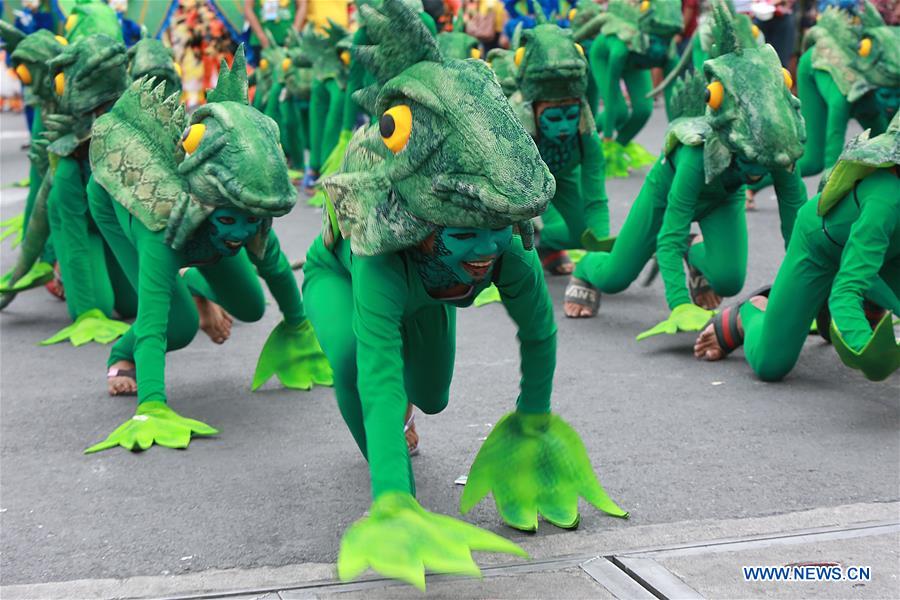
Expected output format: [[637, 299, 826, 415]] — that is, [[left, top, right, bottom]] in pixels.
[[0, 109, 897, 588]]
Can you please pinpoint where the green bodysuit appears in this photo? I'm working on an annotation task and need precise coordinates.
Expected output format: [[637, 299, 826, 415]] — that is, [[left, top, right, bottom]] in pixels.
[[575, 144, 806, 308], [303, 235, 555, 497], [740, 170, 899, 381]]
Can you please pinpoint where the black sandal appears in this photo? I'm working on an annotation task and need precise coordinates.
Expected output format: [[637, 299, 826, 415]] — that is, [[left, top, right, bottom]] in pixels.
[[564, 277, 600, 318], [685, 235, 716, 306], [708, 286, 772, 356]]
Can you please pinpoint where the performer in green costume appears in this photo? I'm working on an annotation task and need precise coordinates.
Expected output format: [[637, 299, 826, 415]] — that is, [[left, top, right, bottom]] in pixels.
[[0, 25, 66, 300], [83, 48, 332, 453], [749, 3, 900, 197], [509, 19, 609, 275], [570, 1, 604, 116], [436, 8, 480, 60], [278, 29, 314, 171], [302, 0, 627, 588], [695, 114, 899, 382], [589, 0, 684, 177], [565, 1, 807, 338]]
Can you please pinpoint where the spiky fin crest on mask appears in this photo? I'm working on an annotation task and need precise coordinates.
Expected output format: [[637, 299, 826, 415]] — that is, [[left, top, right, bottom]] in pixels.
[[534, 3, 550, 25], [511, 21, 524, 49], [324, 18, 349, 43], [452, 6, 465, 32], [859, 0, 886, 27], [0, 20, 26, 53], [352, 0, 442, 112], [206, 45, 248, 104], [708, 0, 740, 58]]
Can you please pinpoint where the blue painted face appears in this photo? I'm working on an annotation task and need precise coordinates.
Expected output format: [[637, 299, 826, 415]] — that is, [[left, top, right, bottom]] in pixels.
[[733, 155, 770, 182], [206, 207, 262, 256], [537, 103, 581, 145], [411, 226, 514, 290]]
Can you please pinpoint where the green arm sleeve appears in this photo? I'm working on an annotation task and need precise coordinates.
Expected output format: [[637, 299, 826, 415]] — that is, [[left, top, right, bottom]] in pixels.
[[657, 145, 705, 309], [581, 130, 610, 237], [351, 252, 413, 498], [131, 220, 182, 404], [248, 229, 306, 325], [829, 170, 900, 351], [496, 239, 557, 415], [771, 166, 808, 247]]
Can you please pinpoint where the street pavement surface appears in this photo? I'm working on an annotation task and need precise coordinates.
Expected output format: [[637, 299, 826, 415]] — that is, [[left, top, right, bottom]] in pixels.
[[1, 108, 898, 599]]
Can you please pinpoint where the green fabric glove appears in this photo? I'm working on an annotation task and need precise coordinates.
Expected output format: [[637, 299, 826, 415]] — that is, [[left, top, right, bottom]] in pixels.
[[623, 141, 657, 169], [0, 261, 54, 293], [84, 401, 219, 454], [474, 284, 502, 307], [460, 412, 628, 531], [252, 320, 334, 391], [636, 304, 715, 341], [338, 491, 527, 590], [580, 231, 617, 252], [40, 308, 130, 346], [602, 139, 630, 178], [0, 212, 23, 247], [831, 315, 900, 382]]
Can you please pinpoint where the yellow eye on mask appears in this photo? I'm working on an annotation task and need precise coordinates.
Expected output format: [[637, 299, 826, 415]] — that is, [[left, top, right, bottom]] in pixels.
[[569, 8, 577, 20], [640, 1, 650, 12], [705, 81, 724, 110], [259, 58, 269, 71], [55, 35, 68, 46], [782, 68, 793, 89], [575, 43, 585, 57], [470, 48, 481, 60], [65, 14, 77, 32], [514, 46, 525, 67], [282, 57, 292, 71], [15, 64, 32, 85], [380, 105, 412, 154], [859, 38, 872, 57], [340, 50, 351, 66], [54, 73, 65, 96], [181, 123, 206, 154], [752, 25, 760, 39]]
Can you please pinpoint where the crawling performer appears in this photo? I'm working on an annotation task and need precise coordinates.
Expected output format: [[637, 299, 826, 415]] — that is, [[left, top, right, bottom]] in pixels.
[[564, 2, 807, 345], [83, 49, 332, 453], [303, 0, 627, 589], [695, 114, 899, 382]]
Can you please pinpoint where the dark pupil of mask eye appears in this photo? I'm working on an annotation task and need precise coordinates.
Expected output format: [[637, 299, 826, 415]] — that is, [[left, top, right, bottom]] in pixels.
[[182, 129, 191, 141], [380, 114, 395, 138], [704, 88, 711, 102]]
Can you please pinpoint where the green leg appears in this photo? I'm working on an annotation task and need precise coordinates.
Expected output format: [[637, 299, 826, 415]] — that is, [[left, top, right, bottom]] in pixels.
[[616, 68, 653, 146], [740, 204, 836, 381], [540, 168, 588, 251], [321, 79, 346, 166], [574, 180, 665, 292], [309, 80, 328, 172], [47, 157, 115, 320], [597, 36, 628, 140], [105, 243, 137, 319], [689, 196, 748, 299], [403, 305, 455, 415], [184, 253, 267, 324], [88, 178, 199, 372], [589, 36, 611, 133]]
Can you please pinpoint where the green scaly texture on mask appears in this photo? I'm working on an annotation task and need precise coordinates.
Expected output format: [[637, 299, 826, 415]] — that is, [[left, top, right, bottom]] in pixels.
[[64, 0, 123, 42], [320, 0, 554, 256], [127, 39, 182, 98], [571, 1, 605, 43], [805, 3, 900, 103], [300, 20, 351, 88], [600, 0, 683, 55], [89, 47, 296, 257], [45, 34, 129, 157], [664, 1, 806, 183], [283, 28, 314, 100], [818, 111, 900, 215], [8, 28, 66, 110]]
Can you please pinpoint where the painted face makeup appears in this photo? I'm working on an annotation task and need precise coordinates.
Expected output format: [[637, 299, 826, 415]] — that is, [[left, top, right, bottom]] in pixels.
[[537, 103, 581, 145], [411, 226, 514, 291], [206, 207, 262, 256], [733, 155, 770, 183]]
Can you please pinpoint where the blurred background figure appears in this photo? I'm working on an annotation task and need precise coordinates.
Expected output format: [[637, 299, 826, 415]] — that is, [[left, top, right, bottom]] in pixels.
[[244, 0, 307, 66]]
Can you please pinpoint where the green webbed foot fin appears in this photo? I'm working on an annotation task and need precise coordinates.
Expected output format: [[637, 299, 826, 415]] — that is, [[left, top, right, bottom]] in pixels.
[[0, 212, 24, 247], [623, 141, 658, 168], [602, 140, 630, 178], [40, 309, 131, 346], [474, 284, 502, 307], [636, 304, 715, 341], [251, 320, 334, 391], [0, 261, 54, 293], [831, 315, 900, 382], [460, 412, 628, 532], [338, 492, 527, 590], [84, 401, 219, 454]]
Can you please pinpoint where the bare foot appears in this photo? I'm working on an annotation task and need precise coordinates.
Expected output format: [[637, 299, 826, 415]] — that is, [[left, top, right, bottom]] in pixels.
[[563, 277, 599, 318], [688, 235, 722, 310], [107, 360, 137, 396], [194, 295, 233, 344], [693, 295, 768, 360], [745, 189, 757, 211], [404, 404, 419, 456]]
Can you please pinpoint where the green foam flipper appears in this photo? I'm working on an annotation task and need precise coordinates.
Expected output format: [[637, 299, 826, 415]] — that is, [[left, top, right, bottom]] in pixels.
[[636, 303, 715, 341], [831, 315, 900, 382], [252, 320, 334, 390], [84, 401, 219, 454], [40, 308, 130, 346]]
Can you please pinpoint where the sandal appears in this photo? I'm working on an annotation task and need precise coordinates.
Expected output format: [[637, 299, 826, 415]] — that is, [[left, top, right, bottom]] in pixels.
[[564, 277, 600, 318], [107, 367, 137, 397], [685, 234, 716, 307], [539, 249, 573, 276], [404, 410, 419, 456], [708, 286, 772, 356], [45, 262, 65, 301]]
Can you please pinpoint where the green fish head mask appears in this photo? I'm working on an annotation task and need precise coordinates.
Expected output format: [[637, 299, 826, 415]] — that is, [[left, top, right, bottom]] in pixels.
[[9, 30, 66, 106], [638, 0, 685, 39], [64, 0, 123, 42], [516, 23, 588, 103], [703, 44, 805, 170], [486, 47, 518, 97], [322, 0, 554, 256], [48, 34, 129, 118], [854, 19, 900, 89], [127, 39, 182, 97]]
